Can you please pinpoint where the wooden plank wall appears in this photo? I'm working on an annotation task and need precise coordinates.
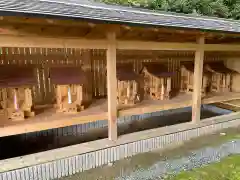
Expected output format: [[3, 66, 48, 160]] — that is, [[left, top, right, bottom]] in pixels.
[[0, 48, 222, 105], [117, 51, 221, 91], [0, 47, 92, 105]]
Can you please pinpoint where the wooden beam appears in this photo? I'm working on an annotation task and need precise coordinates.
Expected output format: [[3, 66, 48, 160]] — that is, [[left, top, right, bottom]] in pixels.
[[1, 32, 240, 51], [0, 35, 107, 49], [204, 44, 240, 51], [117, 41, 198, 51], [192, 35, 205, 123], [118, 41, 240, 51], [106, 31, 118, 141], [0, 92, 239, 138]]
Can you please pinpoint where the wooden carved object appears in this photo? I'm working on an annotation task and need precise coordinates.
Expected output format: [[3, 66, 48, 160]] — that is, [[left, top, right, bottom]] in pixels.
[[140, 63, 174, 100], [0, 66, 36, 121], [50, 66, 88, 113], [116, 63, 141, 105], [180, 62, 211, 97], [204, 62, 235, 93]]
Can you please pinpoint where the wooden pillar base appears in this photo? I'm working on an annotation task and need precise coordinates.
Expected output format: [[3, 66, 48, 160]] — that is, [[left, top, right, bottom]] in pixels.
[[56, 102, 84, 114], [150, 92, 170, 100], [108, 115, 117, 141], [7, 110, 24, 121], [24, 111, 35, 117]]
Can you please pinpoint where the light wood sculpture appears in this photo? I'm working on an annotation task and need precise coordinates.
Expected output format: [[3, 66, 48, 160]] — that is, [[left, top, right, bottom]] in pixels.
[[204, 62, 235, 93], [140, 63, 173, 100], [116, 63, 141, 105], [50, 66, 88, 113], [180, 62, 211, 97], [55, 84, 84, 113], [0, 88, 34, 121], [0, 66, 35, 121]]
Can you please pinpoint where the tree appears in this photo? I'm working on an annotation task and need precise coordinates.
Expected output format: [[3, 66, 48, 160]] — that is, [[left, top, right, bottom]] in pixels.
[[224, 0, 240, 19], [99, 0, 240, 19], [100, 0, 149, 7], [149, 0, 193, 13], [193, 0, 229, 18]]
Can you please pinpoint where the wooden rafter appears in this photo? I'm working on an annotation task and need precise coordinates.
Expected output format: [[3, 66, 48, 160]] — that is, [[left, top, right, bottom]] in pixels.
[[0, 16, 92, 28], [0, 24, 95, 38]]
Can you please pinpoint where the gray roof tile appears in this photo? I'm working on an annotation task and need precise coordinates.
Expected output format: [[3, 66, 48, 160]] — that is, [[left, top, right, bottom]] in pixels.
[[0, 0, 240, 33]]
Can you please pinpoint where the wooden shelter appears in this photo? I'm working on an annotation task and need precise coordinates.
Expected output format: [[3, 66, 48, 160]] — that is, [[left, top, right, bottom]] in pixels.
[[0, 66, 35, 121], [2, 1, 240, 178], [0, 0, 240, 140], [116, 63, 141, 105], [49, 66, 89, 113], [140, 63, 174, 100], [204, 62, 236, 93], [180, 62, 211, 96]]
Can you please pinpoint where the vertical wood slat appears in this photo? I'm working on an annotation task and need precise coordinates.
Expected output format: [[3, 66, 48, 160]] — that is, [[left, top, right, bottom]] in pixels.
[[107, 32, 117, 141], [0, 48, 231, 106], [192, 36, 205, 123], [91, 50, 106, 98]]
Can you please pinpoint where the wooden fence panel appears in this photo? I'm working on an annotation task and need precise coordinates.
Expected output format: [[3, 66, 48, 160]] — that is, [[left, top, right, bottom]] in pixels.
[[0, 48, 231, 105]]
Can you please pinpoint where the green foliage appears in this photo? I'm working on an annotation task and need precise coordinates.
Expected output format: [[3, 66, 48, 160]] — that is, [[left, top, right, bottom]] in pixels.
[[99, 0, 240, 19], [166, 155, 240, 180]]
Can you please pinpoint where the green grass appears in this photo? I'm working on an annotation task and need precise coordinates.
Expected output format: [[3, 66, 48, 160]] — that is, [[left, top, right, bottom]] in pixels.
[[167, 154, 240, 180]]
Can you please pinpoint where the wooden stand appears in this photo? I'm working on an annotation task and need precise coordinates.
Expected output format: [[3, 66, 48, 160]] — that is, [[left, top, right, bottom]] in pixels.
[[50, 66, 90, 114], [180, 62, 210, 97], [205, 62, 235, 93], [117, 80, 140, 105], [0, 87, 34, 121], [55, 85, 84, 113], [116, 63, 141, 105], [140, 63, 173, 100], [146, 77, 171, 100]]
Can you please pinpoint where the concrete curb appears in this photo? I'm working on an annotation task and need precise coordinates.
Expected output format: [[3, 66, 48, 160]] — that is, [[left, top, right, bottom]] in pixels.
[[0, 114, 239, 180]]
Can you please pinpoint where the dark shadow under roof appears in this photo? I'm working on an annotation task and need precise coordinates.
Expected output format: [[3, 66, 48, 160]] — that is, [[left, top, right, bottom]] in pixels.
[[181, 61, 210, 74], [50, 66, 87, 85], [141, 63, 174, 78], [0, 65, 36, 88], [205, 62, 236, 74], [1, 0, 240, 33], [116, 63, 140, 81]]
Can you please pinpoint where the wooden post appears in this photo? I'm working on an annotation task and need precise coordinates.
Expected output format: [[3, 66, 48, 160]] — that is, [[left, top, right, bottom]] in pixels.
[[192, 35, 205, 123], [13, 89, 18, 110], [107, 31, 118, 141], [56, 86, 62, 106], [76, 85, 83, 105], [160, 79, 164, 100]]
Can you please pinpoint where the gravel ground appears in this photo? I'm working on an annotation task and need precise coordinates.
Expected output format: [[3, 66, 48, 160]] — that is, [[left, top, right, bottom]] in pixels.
[[115, 139, 240, 180], [59, 128, 240, 180]]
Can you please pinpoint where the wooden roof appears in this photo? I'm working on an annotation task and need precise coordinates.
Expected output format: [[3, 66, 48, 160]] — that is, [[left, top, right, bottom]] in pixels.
[[116, 63, 140, 81], [205, 62, 236, 74], [1, 0, 240, 33], [49, 66, 87, 85], [0, 65, 36, 88], [141, 63, 174, 78], [181, 62, 210, 74]]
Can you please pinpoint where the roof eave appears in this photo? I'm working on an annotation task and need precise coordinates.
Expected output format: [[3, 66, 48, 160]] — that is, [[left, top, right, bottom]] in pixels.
[[0, 10, 238, 35]]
